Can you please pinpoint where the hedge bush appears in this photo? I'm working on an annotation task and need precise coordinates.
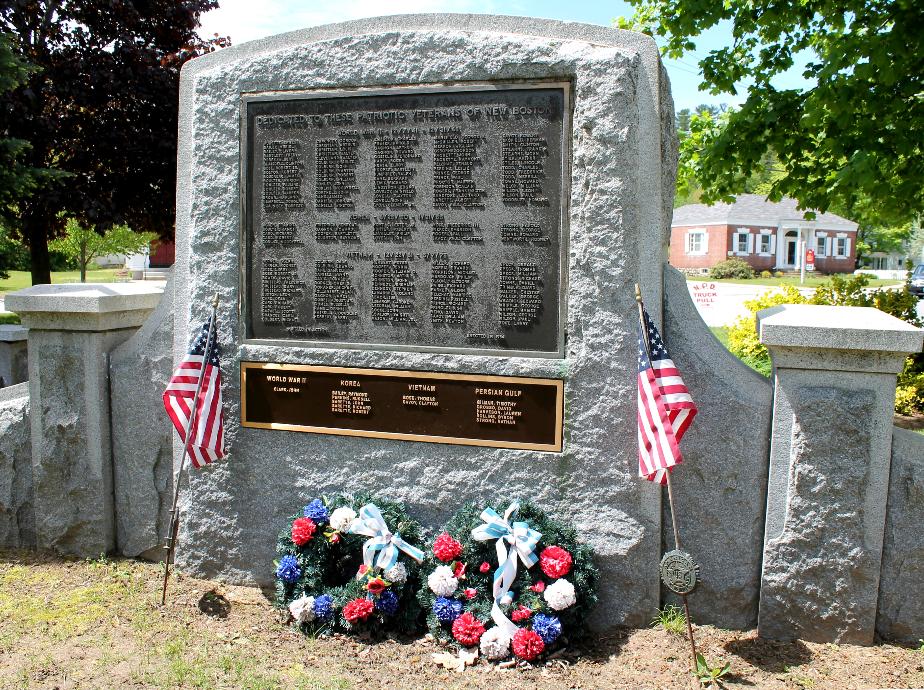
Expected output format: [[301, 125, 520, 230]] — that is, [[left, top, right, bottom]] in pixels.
[[709, 258, 754, 280]]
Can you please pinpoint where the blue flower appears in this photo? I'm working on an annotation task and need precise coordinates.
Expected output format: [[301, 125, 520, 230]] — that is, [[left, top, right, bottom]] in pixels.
[[275, 555, 301, 583], [303, 499, 329, 524], [375, 589, 399, 616], [432, 597, 464, 622], [313, 594, 334, 621], [532, 613, 562, 645]]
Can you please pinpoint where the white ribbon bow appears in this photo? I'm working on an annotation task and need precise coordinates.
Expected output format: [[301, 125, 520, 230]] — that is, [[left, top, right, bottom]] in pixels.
[[348, 503, 424, 570], [471, 501, 542, 634]]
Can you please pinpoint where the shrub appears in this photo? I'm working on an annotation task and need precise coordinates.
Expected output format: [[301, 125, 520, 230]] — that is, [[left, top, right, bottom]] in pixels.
[[774, 271, 784, 277], [759, 270, 772, 279], [727, 286, 807, 376], [709, 258, 754, 280]]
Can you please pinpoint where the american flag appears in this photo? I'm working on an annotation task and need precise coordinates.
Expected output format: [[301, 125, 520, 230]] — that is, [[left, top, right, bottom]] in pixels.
[[162, 317, 225, 469], [637, 307, 697, 484]]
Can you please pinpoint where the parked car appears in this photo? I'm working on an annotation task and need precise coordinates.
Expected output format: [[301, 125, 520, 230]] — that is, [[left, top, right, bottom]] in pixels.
[[910, 264, 924, 296]]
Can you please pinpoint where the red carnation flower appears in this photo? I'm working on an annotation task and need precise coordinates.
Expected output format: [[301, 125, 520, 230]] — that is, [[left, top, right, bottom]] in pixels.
[[530, 580, 546, 593], [291, 517, 317, 546], [539, 545, 573, 579], [451, 612, 486, 646], [453, 561, 467, 579], [343, 598, 374, 623], [511, 605, 533, 623], [463, 587, 477, 600], [479, 561, 491, 573], [358, 564, 368, 575], [433, 532, 463, 562], [366, 578, 388, 595], [512, 628, 545, 661]]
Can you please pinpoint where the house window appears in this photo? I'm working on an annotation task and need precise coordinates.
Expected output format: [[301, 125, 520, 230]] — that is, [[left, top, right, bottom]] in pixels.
[[686, 231, 706, 255], [734, 231, 750, 254], [759, 234, 772, 254], [836, 237, 849, 257], [816, 236, 826, 256]]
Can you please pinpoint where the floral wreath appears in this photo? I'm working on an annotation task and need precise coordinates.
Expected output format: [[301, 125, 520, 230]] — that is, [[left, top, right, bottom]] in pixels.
[[274, 493, 425, 636], [417, 501, 597, 662]]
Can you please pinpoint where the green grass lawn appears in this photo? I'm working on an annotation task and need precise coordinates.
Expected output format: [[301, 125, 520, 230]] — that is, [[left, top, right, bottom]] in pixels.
[[685, 273, 900, 288], [709, 326, 731, 348], [0, 268, 123, 295]]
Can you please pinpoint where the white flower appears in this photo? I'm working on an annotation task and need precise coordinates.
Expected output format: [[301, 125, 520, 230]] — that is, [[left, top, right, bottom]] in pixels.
[[288, 595, 315, 624], [479, 626, 511, 660], [543, 578, 576, 611], [427, 565, 458, 596], [329, 506, 357, 532], [384, 562, 407, 584]]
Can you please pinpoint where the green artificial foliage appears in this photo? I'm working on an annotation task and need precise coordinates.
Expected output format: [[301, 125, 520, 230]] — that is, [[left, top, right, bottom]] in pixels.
[[417, 501, 598, 655], [274, 492, 424, 637]]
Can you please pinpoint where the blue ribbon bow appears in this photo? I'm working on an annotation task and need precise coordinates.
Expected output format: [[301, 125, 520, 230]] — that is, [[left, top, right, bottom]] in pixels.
[[471, 501, 542, 633], [348, 503, 424, 570]]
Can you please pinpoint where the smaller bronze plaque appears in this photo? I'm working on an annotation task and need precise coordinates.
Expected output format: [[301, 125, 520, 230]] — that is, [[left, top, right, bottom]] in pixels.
[[240, 362, 563, 452]]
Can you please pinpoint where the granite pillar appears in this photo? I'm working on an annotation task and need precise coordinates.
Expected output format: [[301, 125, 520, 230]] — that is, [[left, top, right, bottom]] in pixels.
[[756, 304, 923, 644], [5, 284, 163, 556]]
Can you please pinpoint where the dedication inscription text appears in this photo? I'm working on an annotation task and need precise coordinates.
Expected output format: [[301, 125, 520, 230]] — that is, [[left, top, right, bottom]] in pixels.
[[241, 362, 564, 452], [243, 83, 569, 355]]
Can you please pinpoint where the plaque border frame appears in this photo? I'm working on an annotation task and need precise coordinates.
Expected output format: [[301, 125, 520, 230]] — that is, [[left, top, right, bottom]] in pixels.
[[239, 80, 573, 359], [240, 361, 564, 452]]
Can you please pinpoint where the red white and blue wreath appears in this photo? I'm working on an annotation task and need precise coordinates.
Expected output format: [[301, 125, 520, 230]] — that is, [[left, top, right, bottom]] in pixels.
[[417, 501, 598, 662], [274, 494, 425, 635]]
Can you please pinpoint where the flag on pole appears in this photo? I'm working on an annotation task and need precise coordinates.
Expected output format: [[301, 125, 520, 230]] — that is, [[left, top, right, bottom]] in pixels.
[[637, 307, 697, 484], [163, 318, 225, 469]]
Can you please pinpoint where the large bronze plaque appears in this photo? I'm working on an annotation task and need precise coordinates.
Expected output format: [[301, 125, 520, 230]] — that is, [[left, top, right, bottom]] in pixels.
[[241, 82, 570, 357], [240, 362, 564, 452]]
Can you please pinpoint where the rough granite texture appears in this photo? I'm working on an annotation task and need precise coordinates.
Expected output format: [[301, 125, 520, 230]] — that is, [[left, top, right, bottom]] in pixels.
[[173, 17, 676, 627], [876, 427, 924, 642], [759, 385, 879, 644], [0, 383, 33, 548], [110, 279, 175, 558], [662, 266, 771, 629]]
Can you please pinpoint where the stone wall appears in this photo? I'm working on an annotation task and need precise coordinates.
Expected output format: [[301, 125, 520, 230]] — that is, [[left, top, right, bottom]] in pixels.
[[0, 383, 32, 548], [173, 16, 675, 628], [662, 266, 772, 629], [876, 427, 924, 642], [110, 279, 175, 559]]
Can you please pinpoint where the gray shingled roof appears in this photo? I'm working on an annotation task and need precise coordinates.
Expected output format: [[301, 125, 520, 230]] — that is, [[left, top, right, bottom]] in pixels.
[[672, 194, 858, 231]]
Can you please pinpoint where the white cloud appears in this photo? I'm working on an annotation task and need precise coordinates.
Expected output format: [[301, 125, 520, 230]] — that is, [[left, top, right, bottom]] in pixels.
[[198, 0, 513, 46]]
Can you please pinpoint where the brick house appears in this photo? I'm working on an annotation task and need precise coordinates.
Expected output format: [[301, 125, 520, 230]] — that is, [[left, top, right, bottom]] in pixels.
[[670, 195, 859, 273]]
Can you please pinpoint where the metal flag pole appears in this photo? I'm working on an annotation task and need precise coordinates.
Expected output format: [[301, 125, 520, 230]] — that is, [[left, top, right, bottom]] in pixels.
[[635, 284, 699, 673], [160, 292, 219, 606]]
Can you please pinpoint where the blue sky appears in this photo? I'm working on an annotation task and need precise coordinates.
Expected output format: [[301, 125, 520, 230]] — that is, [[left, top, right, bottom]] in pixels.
[[198, 0, 812, 112]]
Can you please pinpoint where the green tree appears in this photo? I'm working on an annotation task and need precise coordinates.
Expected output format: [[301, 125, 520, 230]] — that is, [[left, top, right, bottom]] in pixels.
[[620, 0, 924, 228], [49, 218, 155, 283], [0, 2, 227, 285]]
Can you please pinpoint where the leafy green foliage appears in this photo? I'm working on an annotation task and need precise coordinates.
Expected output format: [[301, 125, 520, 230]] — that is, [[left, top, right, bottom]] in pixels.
[[620, 0, 924, 228], [1, 3, 229, 283], [709, 258, 754, 280], [651, 604, 687, 635], [49, 219, 155, 282], [274, 493, 424, 637], [417, 501, 598, 648], [694, 652, 731, 687]]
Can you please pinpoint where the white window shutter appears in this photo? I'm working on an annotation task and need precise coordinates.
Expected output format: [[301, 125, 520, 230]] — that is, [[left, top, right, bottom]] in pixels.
[[747, 233, 754, 253], [826, 237, 833, 256], [702, 231, 709, 254], [845, 237, 852, 256], [770, 234, 777, 254]]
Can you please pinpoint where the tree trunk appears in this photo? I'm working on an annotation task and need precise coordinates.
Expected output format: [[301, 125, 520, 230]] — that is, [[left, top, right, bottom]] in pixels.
[[80, 243, 86, 283], [25, 208, 52, 285]]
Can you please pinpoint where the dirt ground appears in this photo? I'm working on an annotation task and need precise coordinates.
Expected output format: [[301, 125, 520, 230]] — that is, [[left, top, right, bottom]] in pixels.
[[0, 550, 922, 690]]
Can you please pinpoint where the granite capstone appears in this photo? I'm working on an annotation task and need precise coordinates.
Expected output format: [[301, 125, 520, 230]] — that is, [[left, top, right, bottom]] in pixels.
[[173, 17, 676, 628]]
